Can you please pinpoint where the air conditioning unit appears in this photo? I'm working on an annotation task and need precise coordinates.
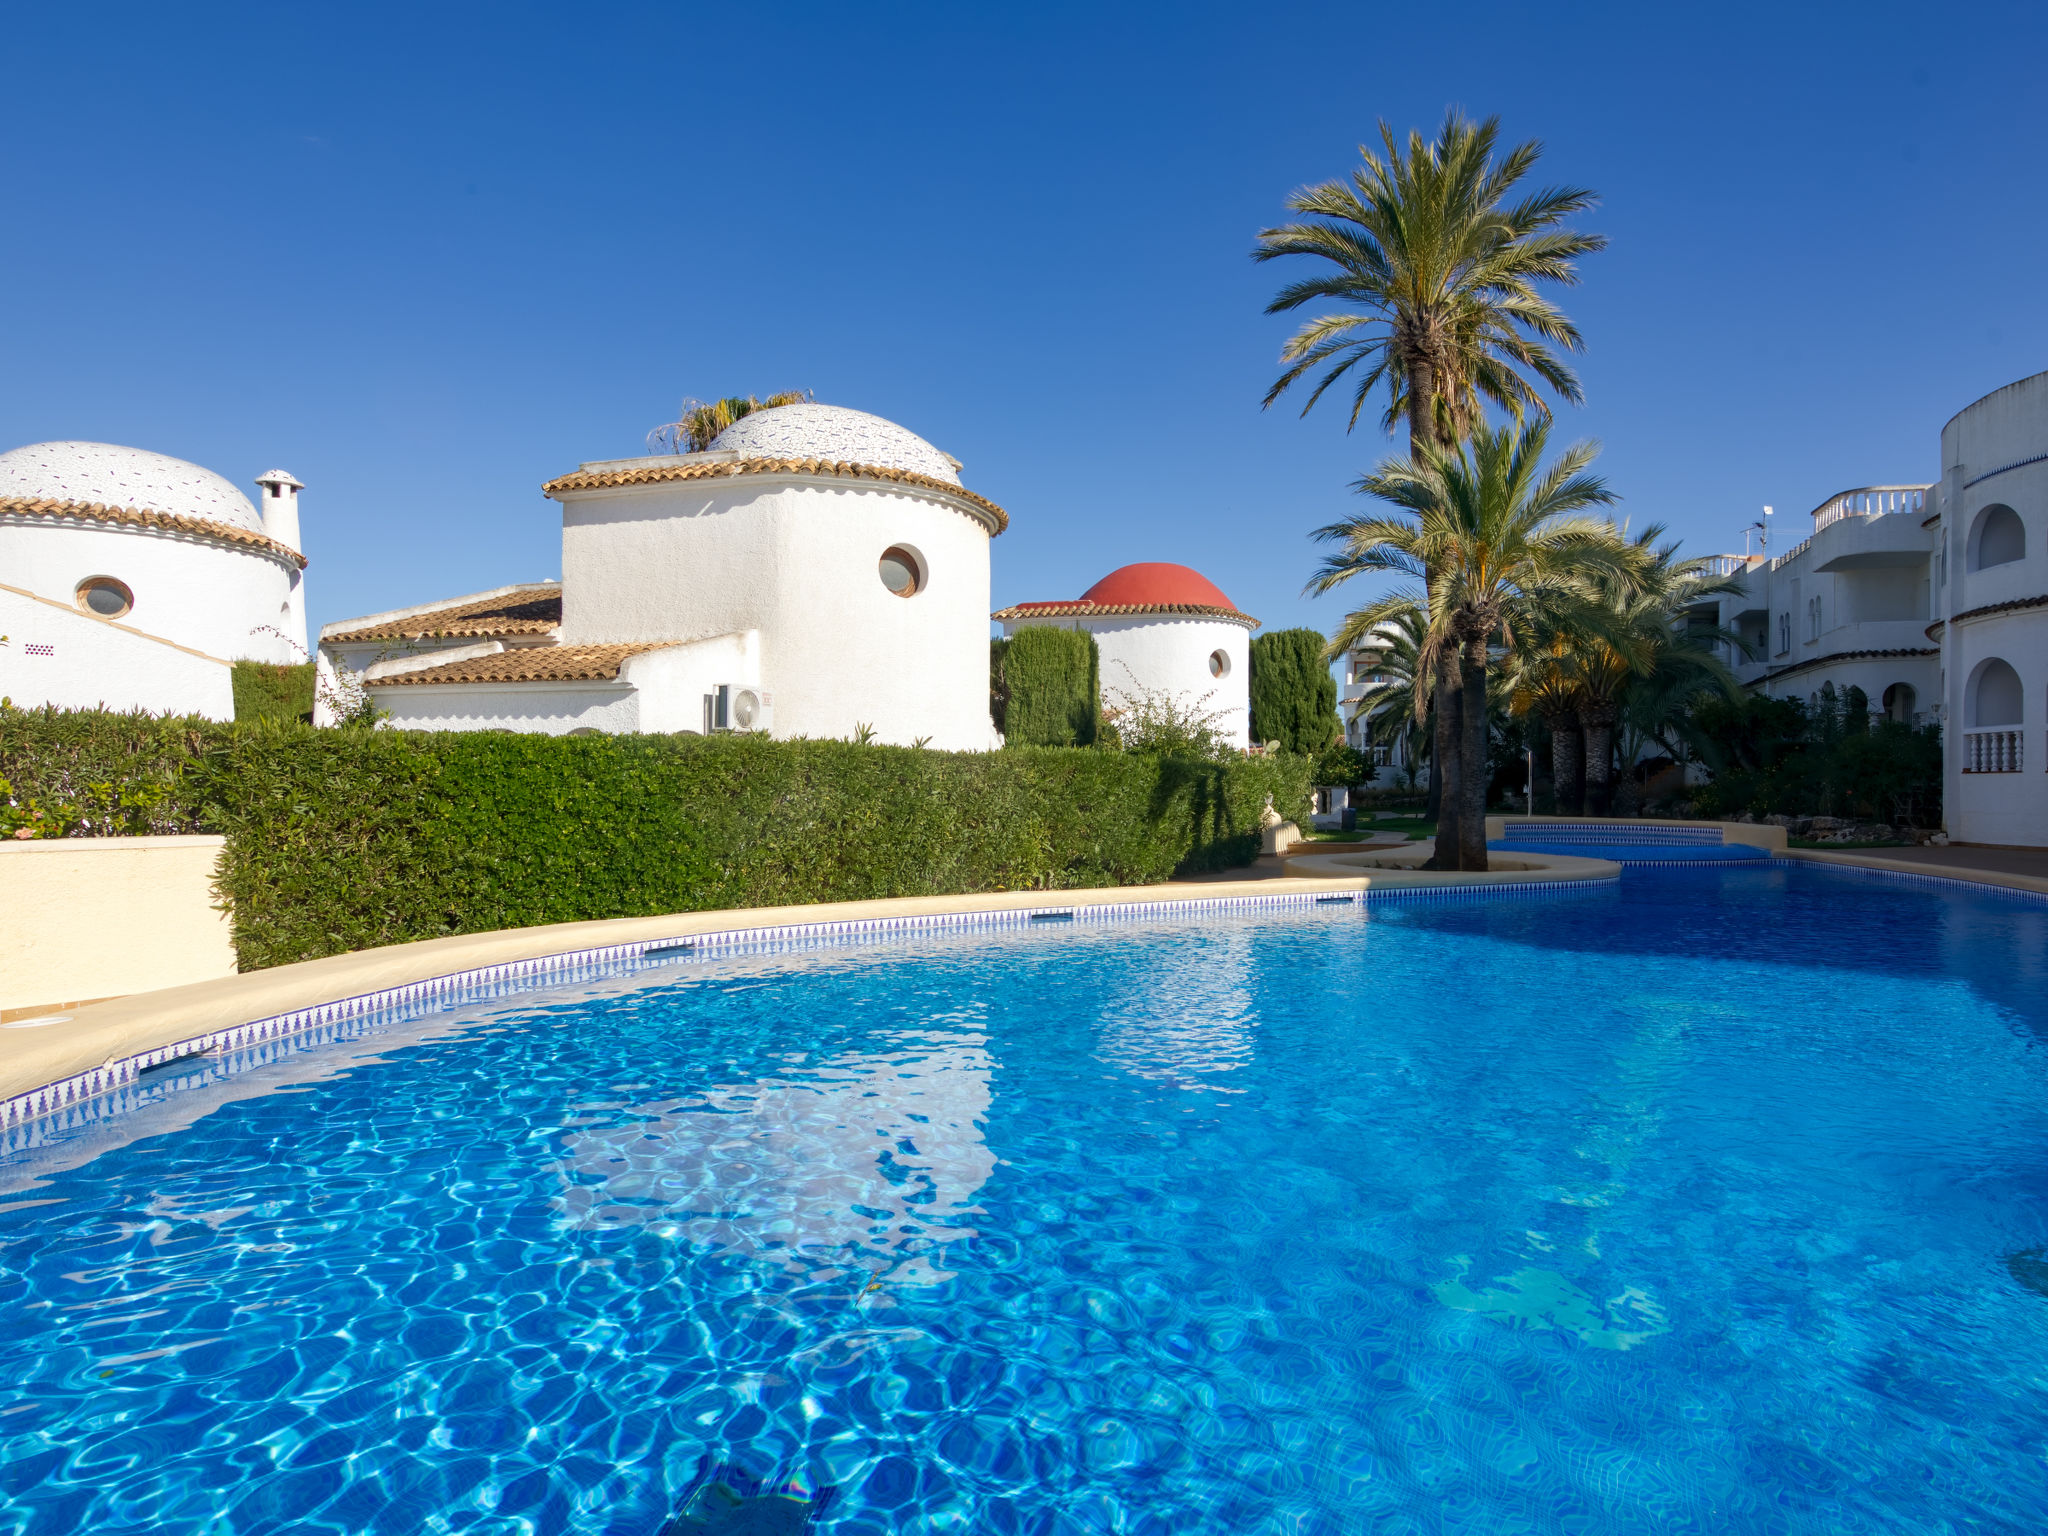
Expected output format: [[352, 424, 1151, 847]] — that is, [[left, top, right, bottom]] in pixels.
[[707, 684, 772, 733]]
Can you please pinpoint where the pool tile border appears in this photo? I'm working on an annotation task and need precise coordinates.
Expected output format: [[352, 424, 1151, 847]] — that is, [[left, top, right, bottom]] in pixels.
[[0, 878, 1618, 1144]]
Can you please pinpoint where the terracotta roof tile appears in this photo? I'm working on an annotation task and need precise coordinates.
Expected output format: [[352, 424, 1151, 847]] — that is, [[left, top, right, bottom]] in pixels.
[[367, 642, 676, 687], [992, 599, 1259, 628], [542, 457, 1008, 535], [0, 495, 308, 569], [327, 587, 563, 642]]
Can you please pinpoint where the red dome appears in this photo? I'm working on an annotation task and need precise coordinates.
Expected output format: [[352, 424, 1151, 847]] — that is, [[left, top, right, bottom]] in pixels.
[[1078, 562, 1236, 611]]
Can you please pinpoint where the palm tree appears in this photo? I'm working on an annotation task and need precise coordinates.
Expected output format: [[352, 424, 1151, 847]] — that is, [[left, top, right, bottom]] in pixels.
[[1560, 532, 1744, 813], [1255, 112, 1605, 447], [1504, 612, 1586, 814], [1257, 112, 1604, 857], [1311, 419, 1626, 869], [649, 391, 811, 455], [1347, 604, 1432, 779]]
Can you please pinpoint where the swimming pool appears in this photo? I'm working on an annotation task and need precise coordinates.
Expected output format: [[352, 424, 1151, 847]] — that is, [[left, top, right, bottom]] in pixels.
[[4, 864, 2047, 1534]]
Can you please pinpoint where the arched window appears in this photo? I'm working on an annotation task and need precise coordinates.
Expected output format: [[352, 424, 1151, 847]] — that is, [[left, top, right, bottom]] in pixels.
[[1881, 683, 1917, 724], [1967, 658, 2024, 726], [1968, 504, 2026, 571]]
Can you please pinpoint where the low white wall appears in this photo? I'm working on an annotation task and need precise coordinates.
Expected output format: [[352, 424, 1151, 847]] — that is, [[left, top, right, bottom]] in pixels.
[[0, 582, 233, 719], [374, 681, 641, 735], [0, 835, 236, 1015]]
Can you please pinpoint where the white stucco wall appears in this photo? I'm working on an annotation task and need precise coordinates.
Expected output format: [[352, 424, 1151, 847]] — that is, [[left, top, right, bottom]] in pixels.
[[557, 476, 996, 749], [0, 519, 301, 664], [1938, 372, 2048, 847], [1003, 612, 1252, 748], [375, 682, 643, 735], [0, 582, 233, 719]]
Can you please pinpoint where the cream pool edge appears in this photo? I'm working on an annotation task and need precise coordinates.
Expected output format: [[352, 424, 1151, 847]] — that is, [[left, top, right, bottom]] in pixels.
[[0, 855, 1622, 1133]]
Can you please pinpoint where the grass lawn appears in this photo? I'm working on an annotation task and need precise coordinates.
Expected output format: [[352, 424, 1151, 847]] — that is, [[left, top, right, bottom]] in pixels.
[[1307, 816, 1437, 842]]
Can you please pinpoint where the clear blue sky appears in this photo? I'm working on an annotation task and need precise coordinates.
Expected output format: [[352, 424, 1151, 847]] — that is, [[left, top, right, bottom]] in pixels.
[[5, 1, 2044, 645]]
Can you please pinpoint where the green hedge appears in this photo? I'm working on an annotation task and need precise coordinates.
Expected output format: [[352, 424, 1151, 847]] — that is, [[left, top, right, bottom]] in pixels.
[[0, 708, 1310, 971], [231, 661, 316, 723], [1249, 628, 1340, 753], [991, 627, 1099, 746]]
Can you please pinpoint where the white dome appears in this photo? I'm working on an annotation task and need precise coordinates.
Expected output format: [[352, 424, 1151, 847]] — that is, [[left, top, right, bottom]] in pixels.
[[710, 403, 961, 485], [0, 440, 265, 533]]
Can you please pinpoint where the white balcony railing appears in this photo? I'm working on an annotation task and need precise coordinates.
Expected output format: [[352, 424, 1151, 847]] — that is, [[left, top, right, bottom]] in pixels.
[[1701, 553, 1757, 577], [1811, 484, 1932, 532], [1963, 729, 2024, 773]]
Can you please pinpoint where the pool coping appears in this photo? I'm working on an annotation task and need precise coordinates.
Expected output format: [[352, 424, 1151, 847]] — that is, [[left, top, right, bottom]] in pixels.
[[0, 857, 1625, 1131], [1781, 847, 2048, 899]]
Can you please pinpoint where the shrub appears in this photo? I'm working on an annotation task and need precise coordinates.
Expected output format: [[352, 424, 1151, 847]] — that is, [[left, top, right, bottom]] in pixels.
[[231, 661, 316, 723], [1249, 629, 1340, 753], [1100, 662, 1232, 757], [993, 627, 1098, 746], [1689, 692, 1942, 825], [1310, 742, 1377, 789], [0, 707, 1311, 970]]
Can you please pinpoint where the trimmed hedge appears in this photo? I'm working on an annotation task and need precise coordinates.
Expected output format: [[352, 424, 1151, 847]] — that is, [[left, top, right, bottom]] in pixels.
[[1249, 628, 1340, 753], [231, 661, 315, 723], [0, 708, 1310, 971], [991, 627, 1098, 746]]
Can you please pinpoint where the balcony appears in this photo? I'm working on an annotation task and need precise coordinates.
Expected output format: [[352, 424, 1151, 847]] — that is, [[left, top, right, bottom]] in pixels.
[[1811, 485, 1930, 532], [1701, 553, 1763, 578], [1773, 485, 1935, 573], [1963, 729, 2024, 773]]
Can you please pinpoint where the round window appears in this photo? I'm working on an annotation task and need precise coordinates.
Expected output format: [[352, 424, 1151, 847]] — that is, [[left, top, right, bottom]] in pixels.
[[75, 576, 133, 619], [1209, 648, 1231, 678], [879, 545, 923, 598]]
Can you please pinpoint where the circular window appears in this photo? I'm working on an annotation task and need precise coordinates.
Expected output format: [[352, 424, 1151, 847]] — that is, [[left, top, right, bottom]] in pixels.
[[75, 576, 133, 619], [878, 546, 923, 598], [1209, 648, 1231, 678]]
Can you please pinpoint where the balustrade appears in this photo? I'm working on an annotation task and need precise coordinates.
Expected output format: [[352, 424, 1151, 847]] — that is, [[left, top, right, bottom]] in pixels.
[[1963, 728, 2024, 773], [1811, 484, 1931, 532]]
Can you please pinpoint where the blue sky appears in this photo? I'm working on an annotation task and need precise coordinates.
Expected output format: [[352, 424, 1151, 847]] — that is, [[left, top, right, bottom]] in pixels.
[[5, 1, 2045, 644]]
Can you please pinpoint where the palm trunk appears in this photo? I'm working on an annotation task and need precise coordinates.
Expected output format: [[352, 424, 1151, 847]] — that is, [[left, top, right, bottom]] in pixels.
[[1407, 365, 1457, 864], [1458, 641, 1489, 870], [1546, 713, 1582, 816], [1422, 704, 1442, 822], [1580, 704, 1617, 816], [1427, 662, 1462, 869]]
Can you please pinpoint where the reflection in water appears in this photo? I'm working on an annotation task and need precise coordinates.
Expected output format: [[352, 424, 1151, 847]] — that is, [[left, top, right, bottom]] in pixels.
[[551, 1032, 993, 1285], [1094, 929, 1260, 1088]]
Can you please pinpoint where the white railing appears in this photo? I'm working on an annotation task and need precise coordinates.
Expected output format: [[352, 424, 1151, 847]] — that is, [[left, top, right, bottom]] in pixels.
[[1963, 729, 2023, 773], [1810, 484, 1932, 532], [1770, 535, 1815, 572], [1701, 553, 1756, 577]]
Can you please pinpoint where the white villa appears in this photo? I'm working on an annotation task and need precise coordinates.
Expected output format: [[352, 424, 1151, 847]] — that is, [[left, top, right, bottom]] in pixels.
[[12, 379, 2042, 849], [992, 562, 1259, 748], [321, 405, 1006, 750], [0, 441, 309, 720], [1696, 369, 2048, 847]]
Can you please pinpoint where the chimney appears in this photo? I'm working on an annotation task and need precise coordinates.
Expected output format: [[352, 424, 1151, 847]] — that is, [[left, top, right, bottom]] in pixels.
[[253, 469, 308, 658]]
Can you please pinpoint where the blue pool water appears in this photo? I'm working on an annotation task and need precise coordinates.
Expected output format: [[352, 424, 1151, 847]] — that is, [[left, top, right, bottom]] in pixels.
[[5, 864, 2048, 1535]]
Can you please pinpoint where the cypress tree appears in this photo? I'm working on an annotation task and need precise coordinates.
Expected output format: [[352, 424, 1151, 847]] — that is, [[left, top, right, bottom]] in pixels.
[[994, 627, 1099, 746], [1248, 629, 1340, 753]]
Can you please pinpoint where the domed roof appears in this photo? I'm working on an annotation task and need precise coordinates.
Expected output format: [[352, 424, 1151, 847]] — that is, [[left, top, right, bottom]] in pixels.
[[0, 441, 264, 532], [1081, 563, 1238, 610], [709, 403, 961, 485], [991, 561, 1257, 628]]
